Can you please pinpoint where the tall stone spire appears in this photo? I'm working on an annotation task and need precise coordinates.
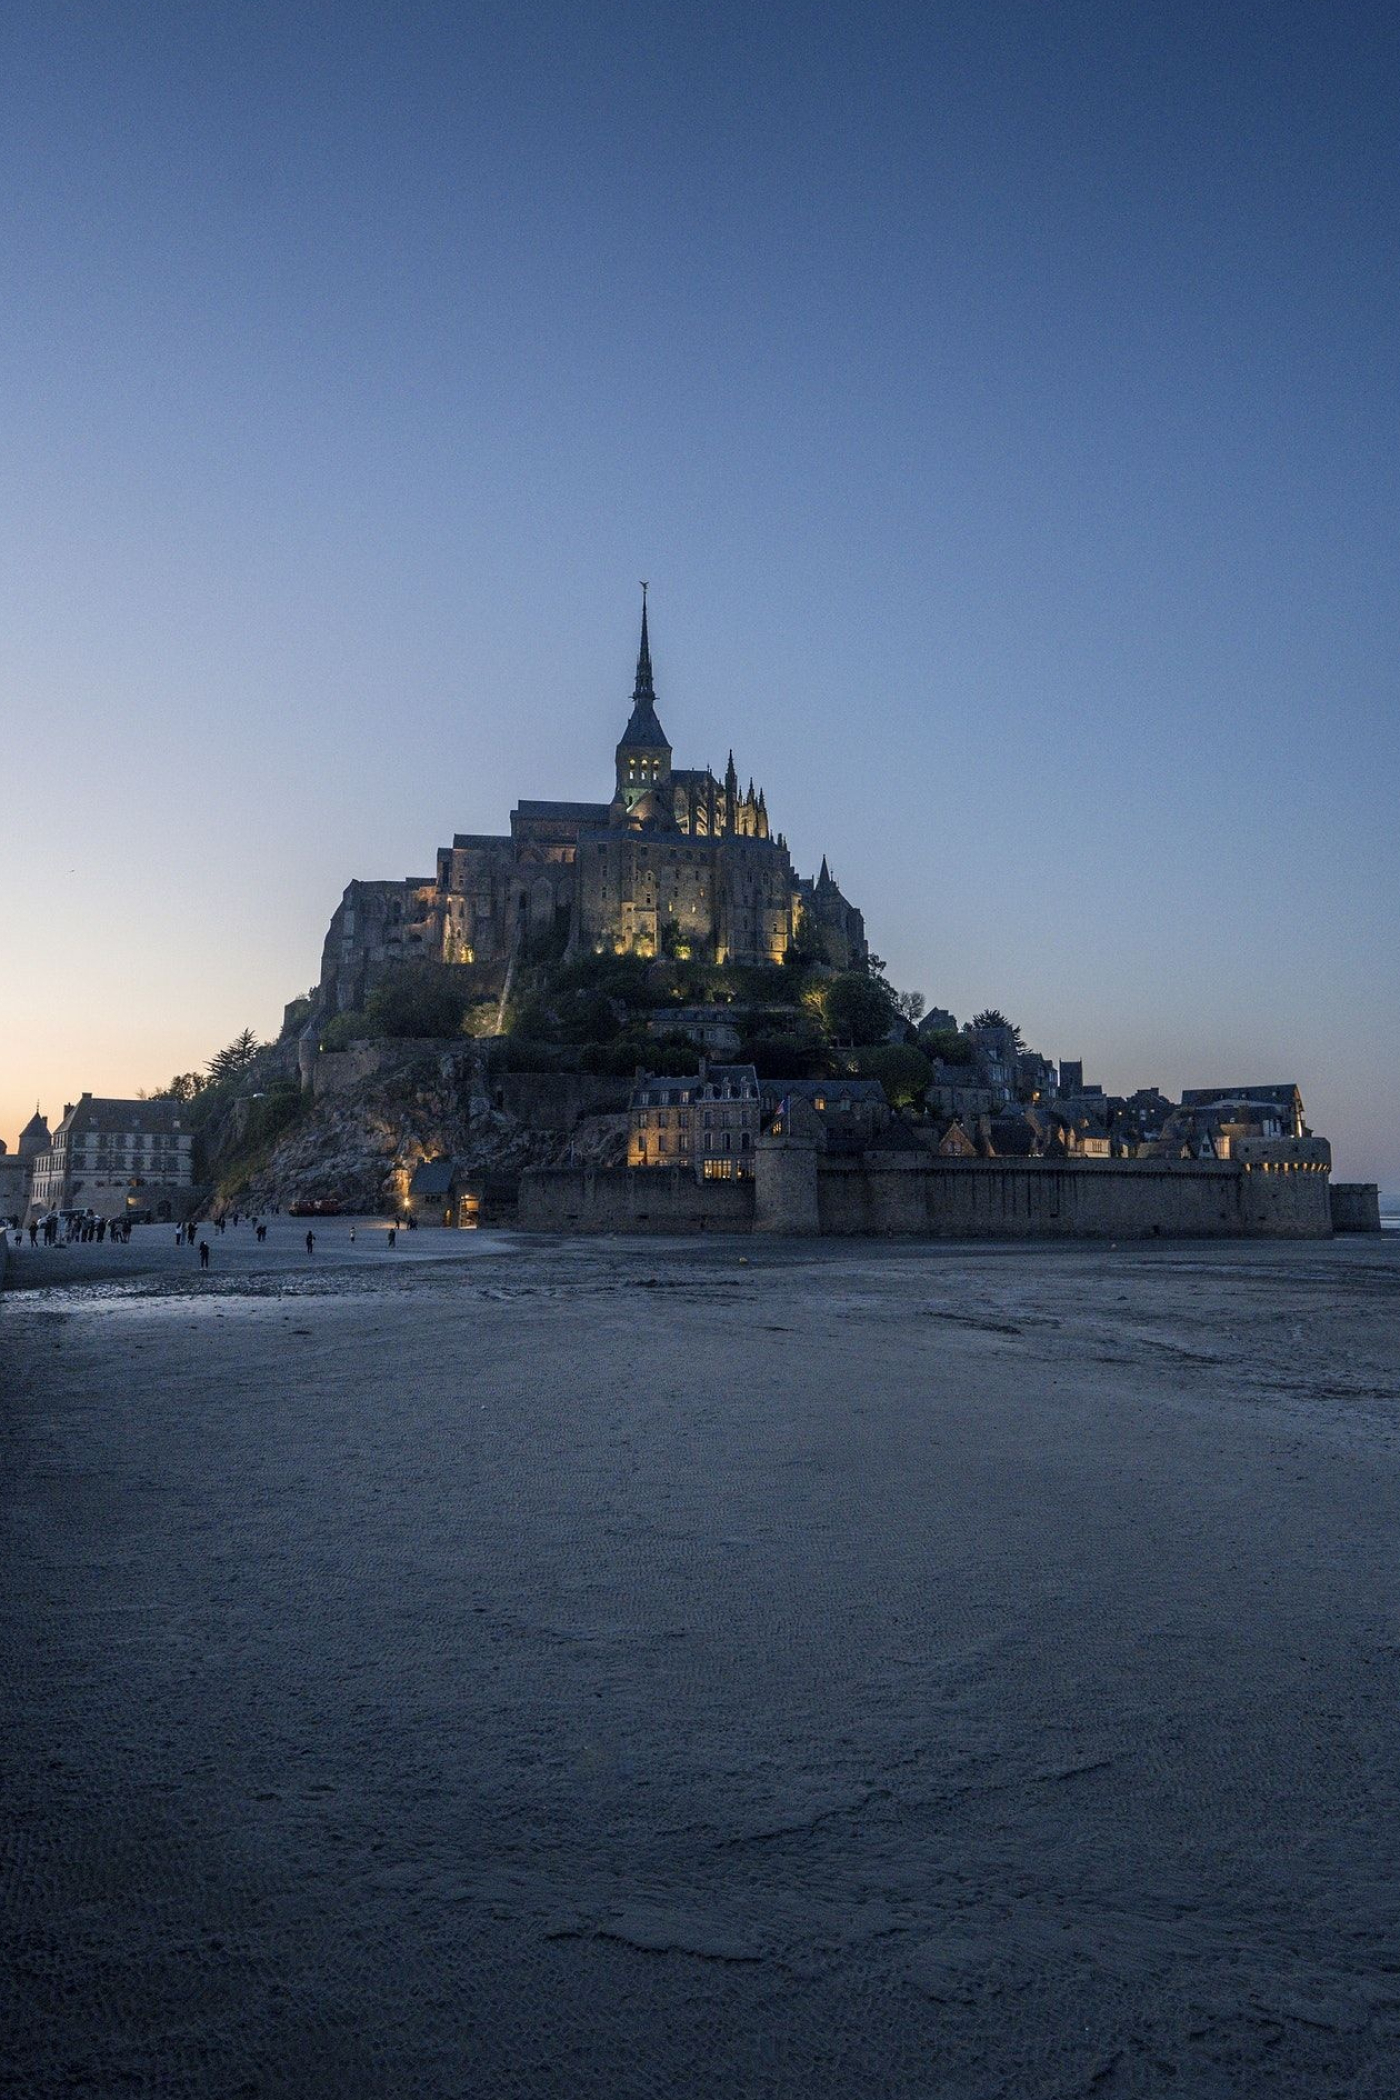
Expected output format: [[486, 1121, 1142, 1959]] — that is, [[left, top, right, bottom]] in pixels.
[[634, 580, 655, 702], [615, 583, 671, 811]]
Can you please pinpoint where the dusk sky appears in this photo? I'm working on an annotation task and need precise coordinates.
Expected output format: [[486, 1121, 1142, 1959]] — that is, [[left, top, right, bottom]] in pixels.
[[3, 2, 1396, 1184]]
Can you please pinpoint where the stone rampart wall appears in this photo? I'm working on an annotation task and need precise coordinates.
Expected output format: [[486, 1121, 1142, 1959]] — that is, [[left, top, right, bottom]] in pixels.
[[519, 1166, 754, 1234], [520, 1151, 1334, 1239], [1330, 1183, 1382, 1233], [811, 1155, 1332, 1239]]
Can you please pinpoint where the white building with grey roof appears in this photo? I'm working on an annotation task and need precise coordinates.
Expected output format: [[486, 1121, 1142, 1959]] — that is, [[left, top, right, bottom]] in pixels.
[[27, 1095, 195, 1220]]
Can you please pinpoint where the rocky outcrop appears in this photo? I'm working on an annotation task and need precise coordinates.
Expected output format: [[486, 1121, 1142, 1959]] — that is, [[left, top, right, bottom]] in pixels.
[[216, 1044, 628, 1215]]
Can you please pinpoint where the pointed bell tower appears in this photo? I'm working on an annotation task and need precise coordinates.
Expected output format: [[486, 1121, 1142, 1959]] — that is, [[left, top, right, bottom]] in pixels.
[[614, 583, 672, 814]]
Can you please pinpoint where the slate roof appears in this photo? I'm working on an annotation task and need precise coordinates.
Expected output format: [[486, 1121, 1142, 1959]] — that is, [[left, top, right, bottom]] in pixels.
[[631, 1062, 759, 1106], [1050, 1106, 1110, 1140], [512, 801, 612, 824], [863, 1122, 932, 1154], [409, 1159, 456, 1196], [617, 699, 669, 749], [58, 1096, 186, 1137], [760, 1079, 888, 1109], [18, 1111, 49, 1152], [784, 1079, 887, 1103]]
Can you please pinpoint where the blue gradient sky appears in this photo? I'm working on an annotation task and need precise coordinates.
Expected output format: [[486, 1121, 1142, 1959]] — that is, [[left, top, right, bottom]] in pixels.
[[3, 2, 1396, 1183]]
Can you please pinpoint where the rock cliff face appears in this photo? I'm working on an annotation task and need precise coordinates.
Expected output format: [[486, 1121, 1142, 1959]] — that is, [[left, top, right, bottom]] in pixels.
[[216, 1045, 628, 1215]]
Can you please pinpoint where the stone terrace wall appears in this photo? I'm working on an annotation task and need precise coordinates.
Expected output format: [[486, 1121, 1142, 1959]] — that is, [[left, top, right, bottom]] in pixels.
[[519, 1166, 754, 1234], [311, 1038, 469, 1097], [491, 1073, 633, 1130]]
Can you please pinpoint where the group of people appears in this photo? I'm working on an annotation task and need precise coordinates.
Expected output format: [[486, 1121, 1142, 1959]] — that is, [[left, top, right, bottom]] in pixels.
[[3, 1209, 410, 1265], [7, 1213, 134, 1248]]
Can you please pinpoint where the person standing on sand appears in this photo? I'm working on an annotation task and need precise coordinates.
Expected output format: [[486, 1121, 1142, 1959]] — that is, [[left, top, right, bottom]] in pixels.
[[199, 1240, 210, 1269], [387, 1227, 397, 1247], [349, 1226, 356, 1243], [305, 1230, 315, 1254]]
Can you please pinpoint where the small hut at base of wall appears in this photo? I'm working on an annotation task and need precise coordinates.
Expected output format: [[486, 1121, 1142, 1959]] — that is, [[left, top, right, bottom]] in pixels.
[[405, 1158, 458, 1226], [405, 1159, 521, 1227]]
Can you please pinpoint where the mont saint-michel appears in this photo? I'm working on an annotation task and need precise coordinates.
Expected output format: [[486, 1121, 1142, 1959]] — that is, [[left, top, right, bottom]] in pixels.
[[2, 601, 1381, 1242], [318, 592, 866, 1021]]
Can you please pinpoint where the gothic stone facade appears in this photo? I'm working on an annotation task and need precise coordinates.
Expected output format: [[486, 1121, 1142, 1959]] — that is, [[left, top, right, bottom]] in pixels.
[[317, 600, 866, 1014]]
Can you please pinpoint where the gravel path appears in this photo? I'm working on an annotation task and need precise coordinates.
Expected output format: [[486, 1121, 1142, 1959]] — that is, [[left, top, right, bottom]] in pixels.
[[4, 1224, 1399, 2096]]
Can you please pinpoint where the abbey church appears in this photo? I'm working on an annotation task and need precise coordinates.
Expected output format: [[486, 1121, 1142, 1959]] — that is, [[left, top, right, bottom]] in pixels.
[[317, 597, 866, 1013]]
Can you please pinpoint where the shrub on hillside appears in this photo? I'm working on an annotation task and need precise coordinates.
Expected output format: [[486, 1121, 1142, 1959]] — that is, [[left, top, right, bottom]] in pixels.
[[365, 964, 471, 1040], [320, 1010, 371, 1051]]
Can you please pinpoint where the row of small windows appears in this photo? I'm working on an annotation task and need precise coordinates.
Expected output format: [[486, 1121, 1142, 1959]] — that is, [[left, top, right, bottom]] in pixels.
[[638, 1108, 755, 1131], [636, 1130, 752, 1156]]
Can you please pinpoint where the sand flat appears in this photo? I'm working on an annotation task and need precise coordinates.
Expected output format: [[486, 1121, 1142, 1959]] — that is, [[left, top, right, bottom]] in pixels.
[[4, 1224, 1399, 2096]]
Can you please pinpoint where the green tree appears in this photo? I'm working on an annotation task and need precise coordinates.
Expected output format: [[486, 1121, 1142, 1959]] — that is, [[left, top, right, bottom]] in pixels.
[[895, 990, 925, 1025], [851, 1042, 934, 1109], [744, 1030, 832, 1080], [824, 971, 897, 1045], [553, 988, 624, 1045], [920, 1029, 974, 1068], [151, 1071, 209, 1102], [972, 1008, 1025, 1050], [507, 994, 560, 1042], [206, 1028, 262, 1083]]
